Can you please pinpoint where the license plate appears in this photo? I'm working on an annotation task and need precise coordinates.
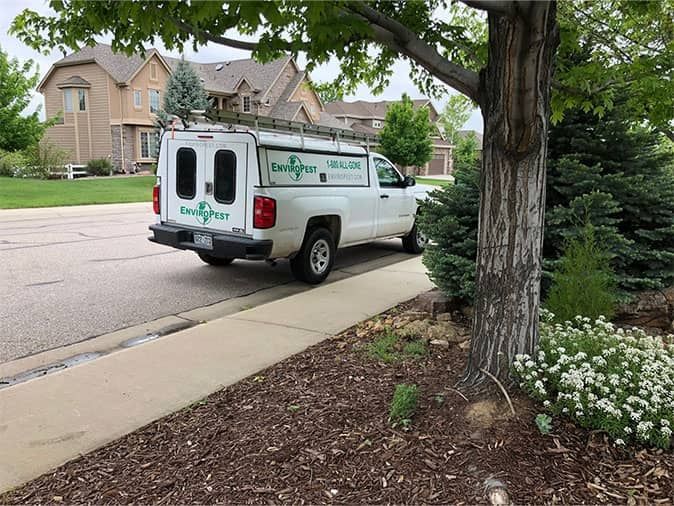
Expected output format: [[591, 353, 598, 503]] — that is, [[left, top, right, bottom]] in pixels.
[[193, 232, 213, 249]]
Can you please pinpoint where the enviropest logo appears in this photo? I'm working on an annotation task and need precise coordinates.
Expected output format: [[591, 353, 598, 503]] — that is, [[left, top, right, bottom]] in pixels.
[[271, 154, 317, 182], [180, 201, 230, 226]]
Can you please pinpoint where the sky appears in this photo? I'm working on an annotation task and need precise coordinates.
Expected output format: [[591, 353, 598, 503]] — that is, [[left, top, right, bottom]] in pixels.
[[1, 0, 483, 132]]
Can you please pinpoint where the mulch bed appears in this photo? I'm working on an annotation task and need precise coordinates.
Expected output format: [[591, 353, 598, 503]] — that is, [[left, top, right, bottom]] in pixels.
[[3, 301, 673, 505]]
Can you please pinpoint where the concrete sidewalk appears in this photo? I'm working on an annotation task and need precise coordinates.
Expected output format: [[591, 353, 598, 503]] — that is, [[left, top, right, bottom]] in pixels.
[[0, 257, 433, 493]]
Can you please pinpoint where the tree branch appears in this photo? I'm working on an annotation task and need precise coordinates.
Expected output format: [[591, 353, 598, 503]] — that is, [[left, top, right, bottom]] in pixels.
[[458, 0, 514, 16], [168, 16, 293, 52], [344, 4, 481, 101]]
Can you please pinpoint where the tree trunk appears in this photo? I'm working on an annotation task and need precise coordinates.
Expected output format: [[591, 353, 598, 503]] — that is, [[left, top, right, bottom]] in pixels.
[[463, 2, 559, 386]]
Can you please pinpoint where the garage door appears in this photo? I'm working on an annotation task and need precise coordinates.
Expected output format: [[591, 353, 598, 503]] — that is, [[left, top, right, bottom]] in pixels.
[[427, 153, 446, 175]]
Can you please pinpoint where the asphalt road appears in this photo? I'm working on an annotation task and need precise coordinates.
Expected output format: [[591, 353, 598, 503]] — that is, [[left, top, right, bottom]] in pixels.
[[0, 202, 412, 363]]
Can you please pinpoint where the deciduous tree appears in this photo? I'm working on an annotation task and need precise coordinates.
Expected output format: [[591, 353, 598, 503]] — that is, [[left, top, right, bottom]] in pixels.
[[379, 93, 433, 171], [0, 46, 45, 152], [12, 1, 672, 384]]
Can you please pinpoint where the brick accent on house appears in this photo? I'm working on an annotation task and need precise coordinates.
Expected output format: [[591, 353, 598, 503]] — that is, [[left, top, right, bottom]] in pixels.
[[111, 125, 135, 173]]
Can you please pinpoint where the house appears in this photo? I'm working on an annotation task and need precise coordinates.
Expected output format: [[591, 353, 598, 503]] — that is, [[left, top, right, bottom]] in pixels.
[[324, 99, 453, 175], [38, 43, 339, 172]]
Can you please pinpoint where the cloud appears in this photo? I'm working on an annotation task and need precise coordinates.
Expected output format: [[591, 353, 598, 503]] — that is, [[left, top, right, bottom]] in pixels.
[[1, 1, 482, 132]]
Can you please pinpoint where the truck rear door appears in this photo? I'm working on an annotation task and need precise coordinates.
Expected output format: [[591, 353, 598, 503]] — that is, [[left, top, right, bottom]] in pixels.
[[165, 139, 248, 235]]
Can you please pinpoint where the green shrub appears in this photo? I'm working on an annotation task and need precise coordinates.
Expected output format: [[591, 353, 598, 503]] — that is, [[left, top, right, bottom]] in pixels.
[[0, 149, 26, 177], [366, 331, 428, 363], [402, 339, 427, 357], [86, 158, 112, 176], [514, 313, 674, 448], [417, 163, 479, 301], [20, 139, 69, 179], [419, 91, 674, 303], [544, 225, 617, 323], [367, 332, 399, 363], [389, 383, 419, 427]]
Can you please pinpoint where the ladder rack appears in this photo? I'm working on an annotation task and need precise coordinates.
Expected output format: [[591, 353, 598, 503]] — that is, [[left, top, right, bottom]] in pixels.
[[198, 109, 379, 148]]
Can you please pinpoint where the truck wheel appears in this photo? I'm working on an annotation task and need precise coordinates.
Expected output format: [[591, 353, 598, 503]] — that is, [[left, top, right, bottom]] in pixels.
[[197, 252, 234, 266], [290, 227, 335, 284], [402, 221, 428, 254]]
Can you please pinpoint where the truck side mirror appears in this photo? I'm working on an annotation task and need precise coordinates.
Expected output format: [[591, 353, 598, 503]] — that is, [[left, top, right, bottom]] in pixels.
[[403, 175, 416, 187]]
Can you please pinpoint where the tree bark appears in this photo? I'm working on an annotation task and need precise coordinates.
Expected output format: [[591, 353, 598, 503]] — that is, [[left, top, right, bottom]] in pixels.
[[463, 2, 559, 386]]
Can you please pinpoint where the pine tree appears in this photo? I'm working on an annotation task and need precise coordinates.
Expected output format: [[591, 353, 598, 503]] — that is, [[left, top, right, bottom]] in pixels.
[[546, 98, 674, 292], [420, 94, 674, 302], [162, 59, 209, 121]]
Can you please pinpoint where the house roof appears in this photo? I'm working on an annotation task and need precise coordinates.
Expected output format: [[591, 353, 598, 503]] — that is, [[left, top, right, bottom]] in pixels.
[[41, 43, 342, 127], [38, 43, 171, 91], [325, 99, 436, 120], [56, 75, 91, 88], [163, 55, 292, 97]]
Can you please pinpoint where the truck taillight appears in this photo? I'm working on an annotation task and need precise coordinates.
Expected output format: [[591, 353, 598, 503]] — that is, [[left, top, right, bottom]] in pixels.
[[253, 196, 276, 229], [152, 184, 160, 214]]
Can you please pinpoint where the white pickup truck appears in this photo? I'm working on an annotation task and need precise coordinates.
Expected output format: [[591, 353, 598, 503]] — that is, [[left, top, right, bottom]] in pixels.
[[149, 112, 432, 284]]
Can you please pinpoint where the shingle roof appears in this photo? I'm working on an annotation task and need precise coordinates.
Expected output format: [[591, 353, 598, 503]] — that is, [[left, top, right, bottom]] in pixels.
[[271, 101, 304, 121], [164, 55, 292, 96], [56, 75, 91, 87], [317, 111, 350, 129], [325, 99, 432, 119], [53, 43, 149, 83]]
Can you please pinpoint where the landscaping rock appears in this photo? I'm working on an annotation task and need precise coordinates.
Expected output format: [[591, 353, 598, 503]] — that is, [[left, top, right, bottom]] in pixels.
[[401, 310, 431, 321], [459, 339, 472, 351], [413, 289, 459, 316], [430, 339, 450, 348], [399, 320, 434, 340], [616, 289, 672, 330], [461, 305, 474, 320], [427, 321, 467, 343]]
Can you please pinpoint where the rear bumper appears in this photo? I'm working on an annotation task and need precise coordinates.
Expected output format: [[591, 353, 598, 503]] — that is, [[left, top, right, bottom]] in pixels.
[[149, 223, 273, 260]]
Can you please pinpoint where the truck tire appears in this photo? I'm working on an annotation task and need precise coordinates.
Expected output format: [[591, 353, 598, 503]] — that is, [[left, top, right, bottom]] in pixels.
[[290, 227, 335, 284], [402, 221, 427, 254], [197, 252, 234, 266]]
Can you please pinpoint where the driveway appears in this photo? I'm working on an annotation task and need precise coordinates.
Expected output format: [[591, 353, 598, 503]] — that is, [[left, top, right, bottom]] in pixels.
[[0, 203, 412, 363]]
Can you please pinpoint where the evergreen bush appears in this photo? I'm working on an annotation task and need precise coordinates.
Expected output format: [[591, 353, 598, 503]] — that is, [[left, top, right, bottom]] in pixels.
[[545, 225, 618, 323], [419, 97, 674, 302]]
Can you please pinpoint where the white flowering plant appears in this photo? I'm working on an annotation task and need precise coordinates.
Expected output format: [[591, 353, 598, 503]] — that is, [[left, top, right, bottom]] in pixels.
[[513, 311, 674, 449]]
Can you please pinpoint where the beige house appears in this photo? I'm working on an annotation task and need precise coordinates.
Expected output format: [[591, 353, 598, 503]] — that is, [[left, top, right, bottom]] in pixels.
[[38, 44, 339, 172], [324, 99, 453, 175]]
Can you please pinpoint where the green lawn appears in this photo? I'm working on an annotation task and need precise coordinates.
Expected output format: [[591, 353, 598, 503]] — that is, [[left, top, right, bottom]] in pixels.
[[0, 176, 155, 209], [415, 177, 453, 187]]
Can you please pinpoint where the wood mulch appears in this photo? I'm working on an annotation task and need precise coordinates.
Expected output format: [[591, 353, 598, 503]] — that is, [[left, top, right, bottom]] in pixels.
[[2, 301, 672, 505]]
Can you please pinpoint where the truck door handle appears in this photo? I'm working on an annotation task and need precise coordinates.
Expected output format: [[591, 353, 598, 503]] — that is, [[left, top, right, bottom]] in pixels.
[[380, 194, 389, 199]]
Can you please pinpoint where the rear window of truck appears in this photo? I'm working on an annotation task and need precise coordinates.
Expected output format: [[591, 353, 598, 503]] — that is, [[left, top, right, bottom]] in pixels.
[[176, 147, 196, 199], [214, 150, 236, 204]]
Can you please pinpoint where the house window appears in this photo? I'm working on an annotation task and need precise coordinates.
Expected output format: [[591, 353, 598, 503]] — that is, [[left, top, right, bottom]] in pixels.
[[242, 95, 251, 113], [149, 89, 160, 114], [134, 90, 142, 108], [140, 131, 159, 159], [150, 62, 158, 80], [373, 120, 382, 128], [78, 89, 86, 111], [214, 150, 236, 204], [176, 147, 196, 199], [63, 89, 73, 112]]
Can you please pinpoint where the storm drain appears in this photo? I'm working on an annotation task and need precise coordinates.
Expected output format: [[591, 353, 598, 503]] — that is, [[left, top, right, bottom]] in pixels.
[[0, 352, 103, 390]]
